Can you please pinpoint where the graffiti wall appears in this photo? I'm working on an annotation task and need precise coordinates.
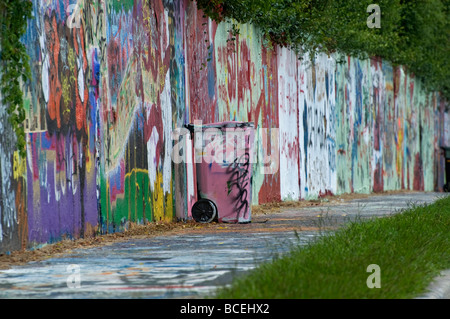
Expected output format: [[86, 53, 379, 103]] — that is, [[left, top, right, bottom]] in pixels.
[[0, 94, 28, 252], [335, 57, 445, 194], [0, 0, 447, 253], [19, 0, 100, 249]]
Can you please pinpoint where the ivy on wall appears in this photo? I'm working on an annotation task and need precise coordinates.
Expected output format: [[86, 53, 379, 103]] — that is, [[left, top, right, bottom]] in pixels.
[[0, 0, 33, 157], [195, 0, 450, 101]]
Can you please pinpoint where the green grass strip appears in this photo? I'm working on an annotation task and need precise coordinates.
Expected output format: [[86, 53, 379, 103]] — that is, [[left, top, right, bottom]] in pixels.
[[216, 195, 450, 299]]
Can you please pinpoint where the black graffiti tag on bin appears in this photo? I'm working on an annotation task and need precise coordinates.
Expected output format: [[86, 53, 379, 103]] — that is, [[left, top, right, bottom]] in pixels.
[[226, 153, 250, 221]]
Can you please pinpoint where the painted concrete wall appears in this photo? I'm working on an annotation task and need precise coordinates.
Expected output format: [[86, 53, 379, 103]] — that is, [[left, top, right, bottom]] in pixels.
[[0, 0, 447, 253], [0, 95, 28, 252]]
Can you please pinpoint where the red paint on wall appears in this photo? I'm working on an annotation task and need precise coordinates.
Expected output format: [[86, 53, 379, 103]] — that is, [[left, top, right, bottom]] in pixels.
[[186, 4, 217, 123], [237, 39, 252, 113], [413, 152, 424, 191], [46, 15, 62, 129], [373, 162, 384, 192], [145, 103, 163, 167], [319, 189, 334, 198], [257, 46, 281, 203]]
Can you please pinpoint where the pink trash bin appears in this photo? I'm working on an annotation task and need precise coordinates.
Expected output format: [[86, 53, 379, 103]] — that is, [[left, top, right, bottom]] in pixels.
[[185, 121, 255, 223]]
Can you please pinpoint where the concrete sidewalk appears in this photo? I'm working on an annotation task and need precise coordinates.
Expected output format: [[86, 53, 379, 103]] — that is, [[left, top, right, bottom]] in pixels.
[[417, 270, 450, 299], [0, 191, 448, 298]]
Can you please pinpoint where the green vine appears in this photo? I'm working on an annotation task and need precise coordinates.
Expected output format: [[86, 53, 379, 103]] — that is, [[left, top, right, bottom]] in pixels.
[[195, 0, 450, 101], [0, 0, 33, 157]]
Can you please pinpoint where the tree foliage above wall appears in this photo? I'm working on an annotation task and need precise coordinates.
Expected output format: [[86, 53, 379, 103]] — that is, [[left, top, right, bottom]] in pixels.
[[0, 0, 33, 157], [196, 0, 450, 101]]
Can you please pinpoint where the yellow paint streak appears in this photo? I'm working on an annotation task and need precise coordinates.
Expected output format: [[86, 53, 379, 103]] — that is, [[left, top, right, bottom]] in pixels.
[[396, 120, 404, 174], [152, 172, 164, 221], [165, 179, 174, 222], [151, 172, 173, 222], [124, 168, 148, 179], [106, 179, 110, 227], [13, 151, 26, 179], [128, 167, 131, 221], [86, 127, 93, 174], [159, 65, 167, 91]]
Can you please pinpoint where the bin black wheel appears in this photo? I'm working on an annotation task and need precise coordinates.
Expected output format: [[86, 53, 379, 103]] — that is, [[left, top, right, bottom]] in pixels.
[[192, 199, 217, 223], [444, 184, 449, 192]]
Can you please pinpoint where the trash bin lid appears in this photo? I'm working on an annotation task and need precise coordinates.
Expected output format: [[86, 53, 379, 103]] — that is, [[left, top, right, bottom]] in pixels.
[[185, 121, 254, 132]]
